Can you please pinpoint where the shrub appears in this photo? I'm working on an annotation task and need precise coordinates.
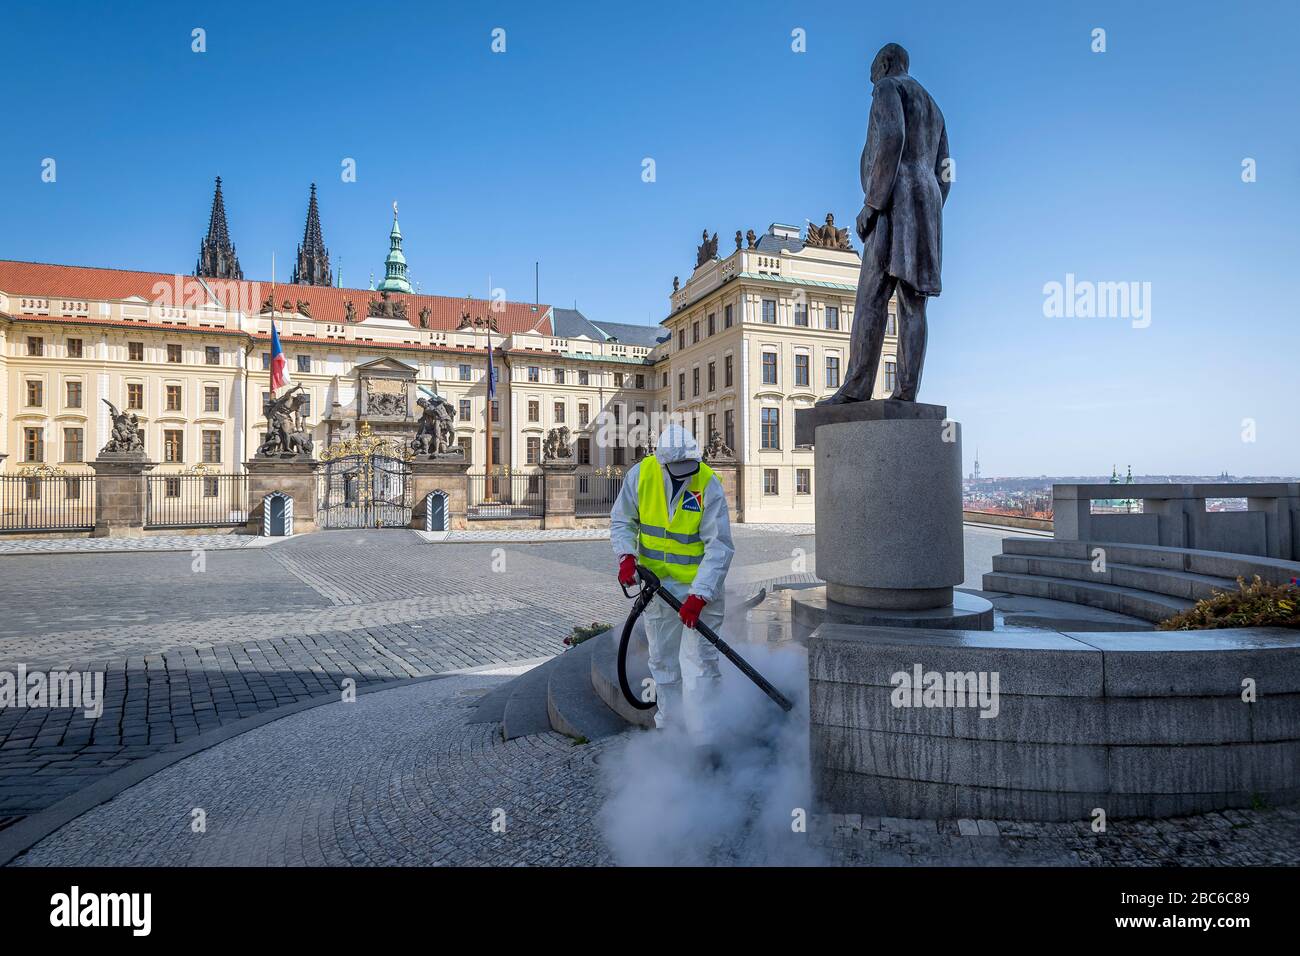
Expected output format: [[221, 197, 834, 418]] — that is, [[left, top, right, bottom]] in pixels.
[[564, 622, 612, 648], [1157, 576, 1300, 631]]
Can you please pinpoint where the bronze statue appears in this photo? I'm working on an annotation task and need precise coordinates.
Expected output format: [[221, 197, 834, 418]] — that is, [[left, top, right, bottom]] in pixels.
[[695, 229, 719, 268], [805, 213, 853, 251], [819, 42, 950, 405], [99, 399, 145, 455]]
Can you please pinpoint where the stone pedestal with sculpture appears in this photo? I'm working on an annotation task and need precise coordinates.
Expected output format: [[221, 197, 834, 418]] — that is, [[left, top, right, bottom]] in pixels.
[[90, 398, 153, 537], [409, 455, 470, 532], [702, 428, 741, 523], [541, 427, 577, 529], [246, 456, 320, 534]]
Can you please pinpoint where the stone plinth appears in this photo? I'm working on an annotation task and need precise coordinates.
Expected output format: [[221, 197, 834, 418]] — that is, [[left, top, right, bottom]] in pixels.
[[705, 458, 741, 522], [409, 456, 470, 531], [542, 460, 579, 529], [246, 457, 319, 534], [799, 400, 963, 611], [90, 453, 155, 537], [791, 587, 993, 642]]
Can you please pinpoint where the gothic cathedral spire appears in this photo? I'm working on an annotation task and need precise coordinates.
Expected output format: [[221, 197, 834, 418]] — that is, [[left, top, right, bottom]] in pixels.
[[195, 176, 243, 280], [291, 183, 333, 287]]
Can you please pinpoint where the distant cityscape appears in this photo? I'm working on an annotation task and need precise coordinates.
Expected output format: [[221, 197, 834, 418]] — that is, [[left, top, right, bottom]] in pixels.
[[961, 456, 1299, 520]]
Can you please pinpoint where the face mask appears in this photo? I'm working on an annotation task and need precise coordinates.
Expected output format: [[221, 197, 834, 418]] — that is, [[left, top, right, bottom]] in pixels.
[[665, 460, 700, 479]]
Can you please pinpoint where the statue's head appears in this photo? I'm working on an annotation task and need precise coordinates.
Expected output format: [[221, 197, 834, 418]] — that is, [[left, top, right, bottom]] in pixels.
[[870, 42, 909, 84]]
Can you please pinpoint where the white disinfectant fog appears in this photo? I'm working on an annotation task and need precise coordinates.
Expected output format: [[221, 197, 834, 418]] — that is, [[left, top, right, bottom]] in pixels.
[[596, 596, 824, 866]]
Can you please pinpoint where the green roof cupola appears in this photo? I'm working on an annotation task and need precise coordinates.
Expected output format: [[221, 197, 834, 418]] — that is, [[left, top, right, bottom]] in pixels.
[[377, 200, 413, 294]]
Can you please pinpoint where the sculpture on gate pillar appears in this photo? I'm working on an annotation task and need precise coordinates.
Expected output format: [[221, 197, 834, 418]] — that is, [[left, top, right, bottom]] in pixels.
[[819, 42, 951, 405], [99, 399, 145, 456], [411, 393, 461, 457], [543, 426, 573, 462], [257, 385, 314, 458]]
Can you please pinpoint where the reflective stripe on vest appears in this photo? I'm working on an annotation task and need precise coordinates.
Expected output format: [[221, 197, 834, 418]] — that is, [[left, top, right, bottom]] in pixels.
[[636, 458, 715, 585]]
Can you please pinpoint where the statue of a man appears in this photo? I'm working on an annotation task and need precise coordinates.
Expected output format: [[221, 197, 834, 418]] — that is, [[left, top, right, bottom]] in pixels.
[[820, 43, 951, 405]]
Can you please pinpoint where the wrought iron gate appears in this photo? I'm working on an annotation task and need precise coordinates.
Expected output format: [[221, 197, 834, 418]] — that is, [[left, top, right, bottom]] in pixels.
[[317, 424, 413, 529]]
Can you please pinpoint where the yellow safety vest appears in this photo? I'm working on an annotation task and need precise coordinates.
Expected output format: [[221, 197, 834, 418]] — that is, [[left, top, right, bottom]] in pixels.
[[636, 458, 715, 584]]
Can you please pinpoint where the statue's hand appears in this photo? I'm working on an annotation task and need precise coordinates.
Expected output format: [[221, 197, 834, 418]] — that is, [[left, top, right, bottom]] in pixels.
[[856, 205, 876, 242]]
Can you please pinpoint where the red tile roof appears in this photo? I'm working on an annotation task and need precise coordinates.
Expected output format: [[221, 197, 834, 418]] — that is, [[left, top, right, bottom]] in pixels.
[[0, 259, 553, 335]]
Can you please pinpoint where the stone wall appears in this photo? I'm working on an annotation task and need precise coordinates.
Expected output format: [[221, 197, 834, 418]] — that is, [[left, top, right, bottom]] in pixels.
[[245, 459, 319, 534], [810, 623, 1300, 820]]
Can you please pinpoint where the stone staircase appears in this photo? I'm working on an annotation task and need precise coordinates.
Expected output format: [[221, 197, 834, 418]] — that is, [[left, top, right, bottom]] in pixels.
[[983, 538, 1300, 624]]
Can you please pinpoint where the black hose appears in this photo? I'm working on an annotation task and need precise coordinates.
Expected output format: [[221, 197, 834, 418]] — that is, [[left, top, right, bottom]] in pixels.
[[617, 586, 658, 710]]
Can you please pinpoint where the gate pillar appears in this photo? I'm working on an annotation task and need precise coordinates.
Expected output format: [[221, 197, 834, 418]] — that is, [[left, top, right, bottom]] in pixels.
[[409, 457, 470, 531], [246, 458, 319, 535]]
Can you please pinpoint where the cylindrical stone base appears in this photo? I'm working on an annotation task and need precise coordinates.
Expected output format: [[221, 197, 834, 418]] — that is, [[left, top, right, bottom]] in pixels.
[[815, 418, 963, 610]]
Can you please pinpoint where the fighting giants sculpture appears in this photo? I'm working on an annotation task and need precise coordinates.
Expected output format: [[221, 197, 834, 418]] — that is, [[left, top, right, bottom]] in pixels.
[[257, 385, 314, 458], [99, 399, 145, 455], [411, 394, 460, 457]]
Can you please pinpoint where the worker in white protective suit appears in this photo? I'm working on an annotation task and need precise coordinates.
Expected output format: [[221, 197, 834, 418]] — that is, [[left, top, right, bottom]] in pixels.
[[610, 424, 735, 732]]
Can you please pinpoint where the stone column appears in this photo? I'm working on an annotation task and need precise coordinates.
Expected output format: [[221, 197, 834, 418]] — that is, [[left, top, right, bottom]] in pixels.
[[542, 460, 578, 529], [90, 453, 155, 537], [705, 458, 741, 523], [409, 456, 471, 530], [245, 456, 320, 534]]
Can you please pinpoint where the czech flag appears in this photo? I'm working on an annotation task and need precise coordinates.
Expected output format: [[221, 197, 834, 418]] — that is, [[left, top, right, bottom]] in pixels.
[[270, 321, 292, 392]]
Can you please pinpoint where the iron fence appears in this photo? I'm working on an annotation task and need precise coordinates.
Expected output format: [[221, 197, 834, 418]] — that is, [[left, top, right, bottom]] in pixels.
[[0, 473, 96, 533], [467, 472, 545, 519], [576, 473, 624, 517], [145, 473, 249, 529]]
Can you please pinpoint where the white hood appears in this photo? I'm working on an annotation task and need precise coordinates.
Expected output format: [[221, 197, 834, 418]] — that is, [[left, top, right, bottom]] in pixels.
[[655, 424, 701, 465]]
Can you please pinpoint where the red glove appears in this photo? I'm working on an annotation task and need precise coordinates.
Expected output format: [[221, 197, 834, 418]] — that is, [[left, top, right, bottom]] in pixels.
[[618, 555, 638, 587], [680, 594, 707, 628]]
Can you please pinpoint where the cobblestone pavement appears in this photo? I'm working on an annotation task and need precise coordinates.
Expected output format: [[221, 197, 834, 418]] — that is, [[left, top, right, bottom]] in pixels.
[[13, 671, 1299, 866], [0, 534, 272, 555]]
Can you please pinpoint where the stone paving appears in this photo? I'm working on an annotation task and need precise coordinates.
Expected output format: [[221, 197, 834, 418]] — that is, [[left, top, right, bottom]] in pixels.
[[12, 669, 1299, 866], [0, 534, 272, 555]]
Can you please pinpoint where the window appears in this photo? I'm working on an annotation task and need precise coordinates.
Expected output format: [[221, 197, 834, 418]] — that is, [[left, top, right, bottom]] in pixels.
[[825, 306, 839, 331], [578, 403, 589, 426], [203, 477, 220, 498], [528, 366, 540, 382], [707, 361, 716, 392], [614, 372, 624, 388], [796, 468, 811, 495], [724, 304, 733, 328], [459, 364, 472, 381], [457, 436, 473, 462], [204, 386, 220, 412], [261, 352, 271, 370], [297, 354, 311, 373], [527, 437, 541, 464], [492, 436, 501, 463], [795, 353, 810, 387], [692, 367, 700, 397], [66, 381, 82, 408], [27, 336, 43, 356], [884, 361, 898, 394], [707, 313, 716, 336], [577, 437, 591, 465], [167, 344, 182, 363], [761, 408, 780, 449], [164, 430, 184, 463], [129, 342, 144, 361], [794, 303, 808, 327], [166, 384, 183, 411], [24, 428, 43, 463], [127, 383, 144, 409], [635, 374, 645, 389], [205, 346, 220, 365], [724, 409, 735, 452], [554, 401, 565, 423], [578, 370, 590, 386], [26, 380, 42, 406], [764, 469, 779, 496], [202, 430, 222, 463], [613, 445, 625, 466], [725, 354, 733, 388], [886, 313, 897, 336], [707, 413, 716, 441], [459, 399, 471, 420], [68, 338, 84, 358], [555, 368, 565, 385], [692, 321, 700, 343], [64, 476, 83, 500], [64, 428, 84, 463], [761, 299, 777, 324], [762, 352, 778, 385], [298, 392, 312, 419], [490, 400, 500, 423], [678, 373, 686, 401], [662, 372, 668, 388], [528, 400, 540, 423], [164, 477, 181, 498], [826, 355, 841, 389], [677, 330, 685, 350]]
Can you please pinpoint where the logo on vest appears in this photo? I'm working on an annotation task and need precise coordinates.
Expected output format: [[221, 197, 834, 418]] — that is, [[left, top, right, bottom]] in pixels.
[[682, 490, 703, 513]]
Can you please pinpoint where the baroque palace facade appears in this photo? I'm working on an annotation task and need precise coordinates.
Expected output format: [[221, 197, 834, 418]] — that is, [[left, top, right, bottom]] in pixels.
[[0, 180, 897, 523]]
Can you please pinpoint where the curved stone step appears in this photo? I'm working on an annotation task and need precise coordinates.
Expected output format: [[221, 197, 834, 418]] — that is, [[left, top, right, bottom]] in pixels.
[[546, 637, 633, 742], [501, 660, 556, 740], [1001, 537, 1300, 583], [981, 571, 1194, 623], [590, 622, 657, 729], [991, 553, 1237, 602]]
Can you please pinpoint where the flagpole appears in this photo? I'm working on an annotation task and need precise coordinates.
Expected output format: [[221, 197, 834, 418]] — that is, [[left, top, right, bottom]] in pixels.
[[270, 252, 276, 396], [484, 317, 495, 503]]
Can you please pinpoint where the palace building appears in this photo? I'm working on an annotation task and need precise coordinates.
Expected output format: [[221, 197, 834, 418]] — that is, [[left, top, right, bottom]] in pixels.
[[0, 180, 897, 524]]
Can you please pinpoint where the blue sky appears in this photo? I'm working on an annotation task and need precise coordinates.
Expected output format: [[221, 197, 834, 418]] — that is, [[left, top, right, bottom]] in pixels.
[[1, 0, 1296, 476]]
